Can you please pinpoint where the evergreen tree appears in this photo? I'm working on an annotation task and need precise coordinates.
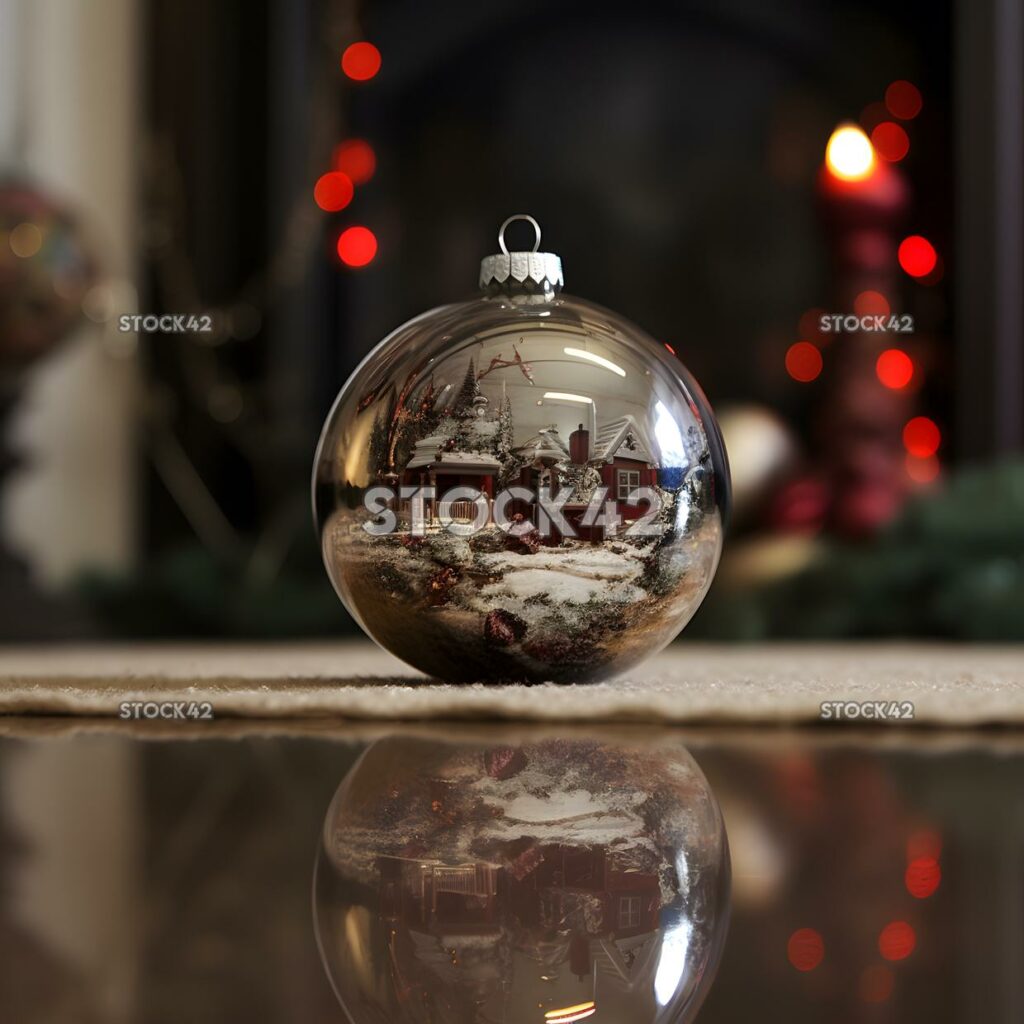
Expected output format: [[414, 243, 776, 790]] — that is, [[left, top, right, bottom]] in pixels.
[[495, 385, 514, 467], [453, 358, 480, 418]]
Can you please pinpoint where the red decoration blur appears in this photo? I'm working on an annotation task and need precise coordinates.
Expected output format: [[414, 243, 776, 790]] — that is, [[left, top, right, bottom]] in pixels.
[[905, 856, 941, 898], [876, 349, 914, 389], [337, 226, 378, 267], [872, 121, 910, 162], [898, 235, 938, 277], [341, 42, 381, 81], [903, 416, 941, 457], [333, 139, 377, 185], [878, 920, 916, 961], [885, 80, 923, 120], [787, 928, 825, 971], [313, 171, 354, 212], [785, 341, 823, 382]]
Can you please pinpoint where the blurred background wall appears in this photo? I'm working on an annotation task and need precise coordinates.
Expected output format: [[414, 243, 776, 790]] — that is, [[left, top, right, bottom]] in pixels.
[[0, 0, 1021, 642]]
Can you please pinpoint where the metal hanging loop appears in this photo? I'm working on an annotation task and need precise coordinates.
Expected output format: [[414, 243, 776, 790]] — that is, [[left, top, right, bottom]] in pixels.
[[498, 214, 541, 255]]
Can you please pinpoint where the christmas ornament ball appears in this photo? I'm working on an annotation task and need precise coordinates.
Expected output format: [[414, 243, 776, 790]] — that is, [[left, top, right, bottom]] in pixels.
[[0, 180, 98, 370], [314, 216, 728, 682], [314, 733, 731, 1024]]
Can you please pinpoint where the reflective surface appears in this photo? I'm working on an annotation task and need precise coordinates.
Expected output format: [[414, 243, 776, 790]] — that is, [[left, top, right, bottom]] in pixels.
[[2, 722, 1023, 1021], [314, 291, 728, 682], [314, 734, 729, 1023]]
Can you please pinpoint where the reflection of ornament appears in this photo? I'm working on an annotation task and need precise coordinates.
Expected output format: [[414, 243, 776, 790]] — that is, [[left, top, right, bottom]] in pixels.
[[0, 180, 98, 372], [314, 216, 729, 682], [314, 732, 730, 1024]]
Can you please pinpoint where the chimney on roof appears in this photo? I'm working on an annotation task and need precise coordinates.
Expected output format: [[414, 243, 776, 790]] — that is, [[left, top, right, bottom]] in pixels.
[[569, 423, 590, 464]]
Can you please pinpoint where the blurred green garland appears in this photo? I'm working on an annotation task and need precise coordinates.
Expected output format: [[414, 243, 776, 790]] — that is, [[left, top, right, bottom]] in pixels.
[[693, 460, 1024, 641]]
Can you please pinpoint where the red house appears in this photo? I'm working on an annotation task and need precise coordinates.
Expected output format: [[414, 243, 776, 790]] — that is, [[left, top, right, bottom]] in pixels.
[[592, 415, 658, 520]]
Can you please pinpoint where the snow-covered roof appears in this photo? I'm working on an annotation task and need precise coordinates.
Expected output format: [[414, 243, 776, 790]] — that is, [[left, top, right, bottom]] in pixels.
[[595, 415, 655, 464], [515, 427, 569, 464], [406, 445, 501, 471]]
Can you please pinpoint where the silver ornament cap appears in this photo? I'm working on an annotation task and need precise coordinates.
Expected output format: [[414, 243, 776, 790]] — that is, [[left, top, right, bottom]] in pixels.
[[479, 213, 563, 294]]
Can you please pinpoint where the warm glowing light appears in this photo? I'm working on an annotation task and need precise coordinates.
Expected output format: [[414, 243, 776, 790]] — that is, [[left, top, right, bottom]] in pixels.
[[872, 121, 910, 162], [545, 1001, 595, 1020], [879, 921, 916, 961], [785, 341, 823, 383], [543, 391, 592, 404], [855, 290, 890, 316], [907, 828, 943, 861], [906, 856, 941, 898], [333, 139, 377, 184], [860, 965, 895, 1004], [787, 928, 825, 971], [341, 41, 381, 81], [544, 1010, 595, 1024], [664, 342, 676, 356], [903, 416, 941, 457], [886, 80, 923, 120], [545, 1002, 596, 1023], [563, 347, 626, 376], [876, 349, 914, 390], [313, 171, 354, 211], [337, 226, 378, 267], [906, 454, 941, 484], [9, 222, 43, 258], [825, 124, 875, 181], [898, 235, 938, 277]]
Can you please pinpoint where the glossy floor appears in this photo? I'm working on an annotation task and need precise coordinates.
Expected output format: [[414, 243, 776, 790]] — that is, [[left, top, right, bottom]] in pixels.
[[1, 722, 1021, 1022]]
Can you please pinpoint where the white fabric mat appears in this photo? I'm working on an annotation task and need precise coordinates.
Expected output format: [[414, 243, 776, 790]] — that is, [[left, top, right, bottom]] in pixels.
[[0, 642, 1021, 725]]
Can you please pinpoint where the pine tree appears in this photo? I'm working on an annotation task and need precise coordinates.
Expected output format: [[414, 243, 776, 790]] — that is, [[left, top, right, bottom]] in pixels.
[[495, 384, 514, 466], [453, 358, 480, 418]]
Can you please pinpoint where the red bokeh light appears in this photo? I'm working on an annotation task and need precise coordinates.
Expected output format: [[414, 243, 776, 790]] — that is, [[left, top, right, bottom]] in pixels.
[[341, 41, 381, 81], [333, 139, 377, 184], [907, 454, 941, 484], [879, 921, 916, 961], [337, 226, 378, 267], [787, 928, 825, 972], [876, 349, 914, 389], [898, 235, 938, 277], [785, 341, 823, 382], [313, 171, 354, 212], [886, 80, 923, 120], [664, 342, 676, 356], [860, 965, 895, 1004], [855, 290, 890, 316], [872, 121, 910, 162], [906, 856, 942, 898], [903, 416, 941, 457]]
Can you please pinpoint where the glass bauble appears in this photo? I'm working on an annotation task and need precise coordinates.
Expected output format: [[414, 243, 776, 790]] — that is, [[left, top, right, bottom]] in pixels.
[[314, 216, 729, 682], [314, 732, 731, 1024]]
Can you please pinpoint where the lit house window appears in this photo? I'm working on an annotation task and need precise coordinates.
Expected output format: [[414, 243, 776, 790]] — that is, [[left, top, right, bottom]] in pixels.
[[619, 895, 642, 929], [617, 470, 640, 500]]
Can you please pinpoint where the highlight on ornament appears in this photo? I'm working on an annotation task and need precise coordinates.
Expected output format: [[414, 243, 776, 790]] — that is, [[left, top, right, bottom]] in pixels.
[[313, 215, 729, 682]]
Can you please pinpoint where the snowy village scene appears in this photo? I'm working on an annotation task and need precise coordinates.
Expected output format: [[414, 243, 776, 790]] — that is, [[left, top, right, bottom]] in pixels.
[[316, 736, 728, 1023], [318, 330, 724, 681]]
